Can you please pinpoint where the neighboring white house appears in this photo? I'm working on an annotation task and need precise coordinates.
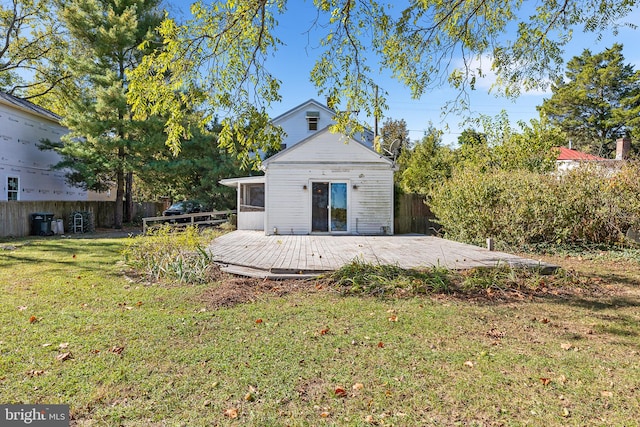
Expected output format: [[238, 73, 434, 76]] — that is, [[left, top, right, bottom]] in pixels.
[[0, 92, 114, 202], [221, 100, 395, 235]]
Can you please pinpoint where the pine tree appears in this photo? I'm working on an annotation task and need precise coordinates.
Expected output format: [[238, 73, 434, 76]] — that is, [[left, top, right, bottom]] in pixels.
[[539, 44, 640, 156], [48, 0, 163, 228]]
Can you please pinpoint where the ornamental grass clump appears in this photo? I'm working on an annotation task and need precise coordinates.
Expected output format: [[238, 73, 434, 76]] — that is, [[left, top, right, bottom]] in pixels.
[[331, 259, 451, 296], [122, 225, 220, 284]]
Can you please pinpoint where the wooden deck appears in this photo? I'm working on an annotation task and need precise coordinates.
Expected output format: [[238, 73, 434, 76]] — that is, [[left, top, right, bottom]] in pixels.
[[208, 230, 557, 279]]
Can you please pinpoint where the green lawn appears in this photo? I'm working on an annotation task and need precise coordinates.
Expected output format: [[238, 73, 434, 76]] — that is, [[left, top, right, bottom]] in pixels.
[[1, 236, 639, 426]]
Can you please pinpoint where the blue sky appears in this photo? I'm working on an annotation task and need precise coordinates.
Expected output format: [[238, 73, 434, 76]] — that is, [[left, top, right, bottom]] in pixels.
[[169, 1, 639, 146]]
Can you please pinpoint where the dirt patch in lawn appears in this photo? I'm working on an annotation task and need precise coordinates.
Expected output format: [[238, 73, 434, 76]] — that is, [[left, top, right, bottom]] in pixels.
[[200, 254, 640, 310], [200, 273, 329, 309]]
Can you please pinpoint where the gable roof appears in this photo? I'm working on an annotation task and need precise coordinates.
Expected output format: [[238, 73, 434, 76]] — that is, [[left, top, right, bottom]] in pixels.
[[0, 91, 61, 123], [556, 147, 606, 161], [270, 98, 335, 124], [262, 126, 394, 167]]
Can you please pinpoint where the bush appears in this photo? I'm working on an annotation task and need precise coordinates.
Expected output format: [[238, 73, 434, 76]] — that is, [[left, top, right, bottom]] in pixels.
[[429, 162, 640, 249], [331, 259, 451, 296], [122, 225, 221, 284]]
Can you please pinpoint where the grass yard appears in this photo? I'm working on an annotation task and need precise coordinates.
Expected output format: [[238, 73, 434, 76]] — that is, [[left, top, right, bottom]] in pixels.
[[1, 234, 639, 426]]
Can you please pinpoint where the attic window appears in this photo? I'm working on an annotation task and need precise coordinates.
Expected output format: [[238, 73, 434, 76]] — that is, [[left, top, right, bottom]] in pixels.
[[306, 111, 319, 131]]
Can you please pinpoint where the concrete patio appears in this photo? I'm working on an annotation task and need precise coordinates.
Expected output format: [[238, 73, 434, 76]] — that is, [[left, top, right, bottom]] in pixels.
[[208, 230, 557, 279]]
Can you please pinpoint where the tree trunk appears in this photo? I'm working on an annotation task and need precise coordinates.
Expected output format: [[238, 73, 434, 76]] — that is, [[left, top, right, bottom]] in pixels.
[[114, 169, 124, 229], [125, 171, 133, 223]]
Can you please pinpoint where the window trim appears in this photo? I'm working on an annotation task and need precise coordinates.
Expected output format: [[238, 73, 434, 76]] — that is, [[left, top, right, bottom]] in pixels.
[[7, 176, 19, 201]]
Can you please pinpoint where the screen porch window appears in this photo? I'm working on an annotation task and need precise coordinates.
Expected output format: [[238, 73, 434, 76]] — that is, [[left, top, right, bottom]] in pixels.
[[240, 183, 264, 212], [7, 177, 18, 200], [306, 111, 319, 131]]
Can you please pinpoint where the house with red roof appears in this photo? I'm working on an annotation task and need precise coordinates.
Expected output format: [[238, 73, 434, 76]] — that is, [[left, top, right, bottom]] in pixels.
[[555, 137, 631, 173]]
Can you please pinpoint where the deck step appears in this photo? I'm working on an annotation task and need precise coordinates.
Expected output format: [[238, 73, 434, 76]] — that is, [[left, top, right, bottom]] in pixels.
[[218, 263, 329, 280]]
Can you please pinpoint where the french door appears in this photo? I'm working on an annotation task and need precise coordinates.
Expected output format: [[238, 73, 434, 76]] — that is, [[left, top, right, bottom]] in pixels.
[[311, 182, 347, 232]]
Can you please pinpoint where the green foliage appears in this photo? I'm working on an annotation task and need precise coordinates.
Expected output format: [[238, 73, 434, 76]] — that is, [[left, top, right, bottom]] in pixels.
[[40, 0, 164, 228], [122, 225, 220, 284], [399, 126, 453, 194], [134, 121, 245, 210], [0, 0, 68, 99], [539, 44, 640, 156], [127, 0, 638, 156], [378, 118, 410, 155], [331, 259, 451, 296], [127, 1, 285, 166], [430, 162, 640, 248], [460, 111, 561, 173]]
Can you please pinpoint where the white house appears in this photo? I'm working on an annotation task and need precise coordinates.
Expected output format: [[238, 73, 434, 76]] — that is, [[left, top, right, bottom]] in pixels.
[[0, 92, 113, 202], [271, 98, 374, 150], [555, 137, 631, 173], [221, 100, 395, 235]]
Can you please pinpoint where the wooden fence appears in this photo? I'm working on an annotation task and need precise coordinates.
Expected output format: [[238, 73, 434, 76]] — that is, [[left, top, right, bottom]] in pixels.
[[0, 201, 164, 238], [394, 193, 438, 235]]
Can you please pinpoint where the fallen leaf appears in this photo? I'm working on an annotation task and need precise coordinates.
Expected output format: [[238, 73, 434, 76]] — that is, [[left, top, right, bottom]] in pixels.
[[27, 370, 45, 377], [352, 383, 364, 390], [364, 414, 375, 424], [560, 343, 573, 351], [540, 318, 550, 324], [464, 360, 474, 368], [29, 316, 38, 324], [224, 408, 238, 418], [58, 343, 69, 349], [334, 387, 347, 397], [90, 349, 100, 354], [55, 352, 72, 362], [320, 411, 330, 418], [557, 374, 567, 384], [17, 306, 27, 311], [136, 301, 143, 307], [255, 318, 263, 324], [601, 390, 613, 397], [108, 346, 125, 355], [562, 407, 570, 417], [388, 315, 398, 322], [539, 377, 552, 386], [377, 341, 385, 348], [244, 392, 255, 402], [320, 328, 330, 335]]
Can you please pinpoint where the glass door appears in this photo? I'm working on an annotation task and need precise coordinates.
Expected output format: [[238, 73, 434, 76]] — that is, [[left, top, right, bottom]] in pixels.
[[311, 182, 329, 232], [311, 182, 348, 233]]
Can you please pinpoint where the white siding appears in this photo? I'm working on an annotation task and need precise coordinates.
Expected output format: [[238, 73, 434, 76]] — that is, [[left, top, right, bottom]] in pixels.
[[0, 102, 90, 201], [272, 99, 374, 149], [265, 164, 393, 235]]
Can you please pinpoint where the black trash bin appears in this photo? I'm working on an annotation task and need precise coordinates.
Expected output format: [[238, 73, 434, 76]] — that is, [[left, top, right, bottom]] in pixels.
[[30, 212, 55, 236]]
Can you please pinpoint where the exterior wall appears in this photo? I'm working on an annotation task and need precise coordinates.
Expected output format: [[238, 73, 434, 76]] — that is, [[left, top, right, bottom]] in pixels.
[[265, 164, 393, 235], [0, 99, 114, 202], [238, 211, 264, 230], [274, 102, 336, 150], [272, 99, 374, 149]]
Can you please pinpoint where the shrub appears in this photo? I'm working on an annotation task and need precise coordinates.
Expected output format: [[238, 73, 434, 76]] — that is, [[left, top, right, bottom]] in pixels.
[[122, 225, 221, 284], [331, 259, 451, 296], [429, 162, 640, 249]]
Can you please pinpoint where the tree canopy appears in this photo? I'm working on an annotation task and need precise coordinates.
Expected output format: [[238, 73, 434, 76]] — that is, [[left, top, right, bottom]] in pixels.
[[0, 0, 68, 99], [539, 43, 640, 156], [127, 0, 638, 160]]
